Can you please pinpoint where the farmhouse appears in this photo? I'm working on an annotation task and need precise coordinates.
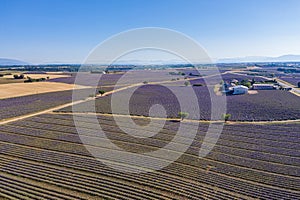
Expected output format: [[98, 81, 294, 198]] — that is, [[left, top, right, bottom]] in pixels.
[[233, 85, 248, 95], [252, 84, 277, 90]]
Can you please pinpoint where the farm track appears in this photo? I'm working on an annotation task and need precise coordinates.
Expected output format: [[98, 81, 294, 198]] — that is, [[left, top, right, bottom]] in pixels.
[[52, 111, 300, 125]]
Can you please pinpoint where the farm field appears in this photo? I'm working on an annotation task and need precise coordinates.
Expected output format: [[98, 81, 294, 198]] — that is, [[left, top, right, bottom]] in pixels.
[[48, 71, 181, 86], [279, 76, 300, 87], [58, 84, 300, 121], [0, 68, 299, 199], [48, 72, 123, 86], [2, 0, 300, 198], [0, 82, 89, 99], [0, 113, 299, 199], [0, 90, 77, 121], [0, 72, 71, 85]]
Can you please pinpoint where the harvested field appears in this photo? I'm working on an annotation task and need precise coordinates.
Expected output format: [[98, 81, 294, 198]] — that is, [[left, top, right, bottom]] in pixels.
[[23, 73, 71, 80], [0, 73, 71, 85], [3, 72, 69, 80], [0, 82, 89, 99]]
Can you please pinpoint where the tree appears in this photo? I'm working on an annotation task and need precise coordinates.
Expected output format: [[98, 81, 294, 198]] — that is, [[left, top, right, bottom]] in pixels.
[[222, 113, 231, 122], [243, 82, 251, 88], [184, 81, 189, 86], [240, 79, 251, 88], [298, 82, 300, 88], [13, 74, 24, 79], [178, 112, 189, 121], [98, 90, 106, 96]]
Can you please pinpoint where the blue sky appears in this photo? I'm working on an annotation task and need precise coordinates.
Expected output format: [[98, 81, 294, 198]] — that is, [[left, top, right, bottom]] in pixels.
[[1, 0, 300, 64]]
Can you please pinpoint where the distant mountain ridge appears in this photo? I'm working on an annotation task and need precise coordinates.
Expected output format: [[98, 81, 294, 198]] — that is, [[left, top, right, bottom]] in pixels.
[[0, 58, 30, 66], [217, 54, 300, 63], [1, 55, 300, 65]]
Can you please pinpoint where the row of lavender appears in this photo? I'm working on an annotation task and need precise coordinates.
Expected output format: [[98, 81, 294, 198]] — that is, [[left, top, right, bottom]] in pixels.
[[280, 76, 300, 86], [0, 90, 76, 121], [48, 73, 123, 86], [0, 113, 299, 199]]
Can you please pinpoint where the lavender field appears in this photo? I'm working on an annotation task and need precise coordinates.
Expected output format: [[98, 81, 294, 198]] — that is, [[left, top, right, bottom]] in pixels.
[[279, 75, 300, 87], [58, 85, 300, 121], [0, 113, 298, 199], [0, 90, 73, 121]]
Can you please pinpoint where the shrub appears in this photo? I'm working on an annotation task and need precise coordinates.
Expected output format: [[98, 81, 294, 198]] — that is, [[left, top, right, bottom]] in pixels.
[[13, 74, 24, 79], [222, 113, 231, 122], [24, 77, 46, 83], [24, 77, 31, 82], [98, 90, 106, 96], [242, 82, 251, 88], [178, 112, 189, 121]]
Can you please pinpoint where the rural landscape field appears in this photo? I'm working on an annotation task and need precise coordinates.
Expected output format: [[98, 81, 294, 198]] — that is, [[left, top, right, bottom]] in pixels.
[[0, 63, 299, 199], [1, 0, 300, 199]]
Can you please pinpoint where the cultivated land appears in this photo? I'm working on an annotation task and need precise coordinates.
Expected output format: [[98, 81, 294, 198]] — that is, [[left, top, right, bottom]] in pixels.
[[0, 113, 299, 199], [0, 82, 89, 99], [0, 66, 299, 199], [0, 72, 71, 85]]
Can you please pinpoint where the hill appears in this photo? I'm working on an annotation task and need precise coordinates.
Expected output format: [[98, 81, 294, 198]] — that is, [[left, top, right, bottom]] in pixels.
[[0, 58, 30, 66]]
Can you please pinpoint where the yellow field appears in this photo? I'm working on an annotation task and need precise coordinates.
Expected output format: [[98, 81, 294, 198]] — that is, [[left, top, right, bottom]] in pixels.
[[0, 82, 88, 99], [2, 73, 70, 79]]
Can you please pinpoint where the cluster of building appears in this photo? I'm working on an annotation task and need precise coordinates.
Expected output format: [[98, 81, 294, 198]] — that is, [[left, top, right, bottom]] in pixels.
[[223, 79, 286, 95]]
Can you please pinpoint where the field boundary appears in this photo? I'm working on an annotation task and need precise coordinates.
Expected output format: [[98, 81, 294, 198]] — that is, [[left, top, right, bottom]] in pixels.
[[50, 111, 300, 125]]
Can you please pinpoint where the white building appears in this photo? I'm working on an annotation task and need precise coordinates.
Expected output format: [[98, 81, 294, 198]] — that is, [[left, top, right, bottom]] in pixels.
[[252, 84, 276, 90], [233, 85, 248, 95]]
